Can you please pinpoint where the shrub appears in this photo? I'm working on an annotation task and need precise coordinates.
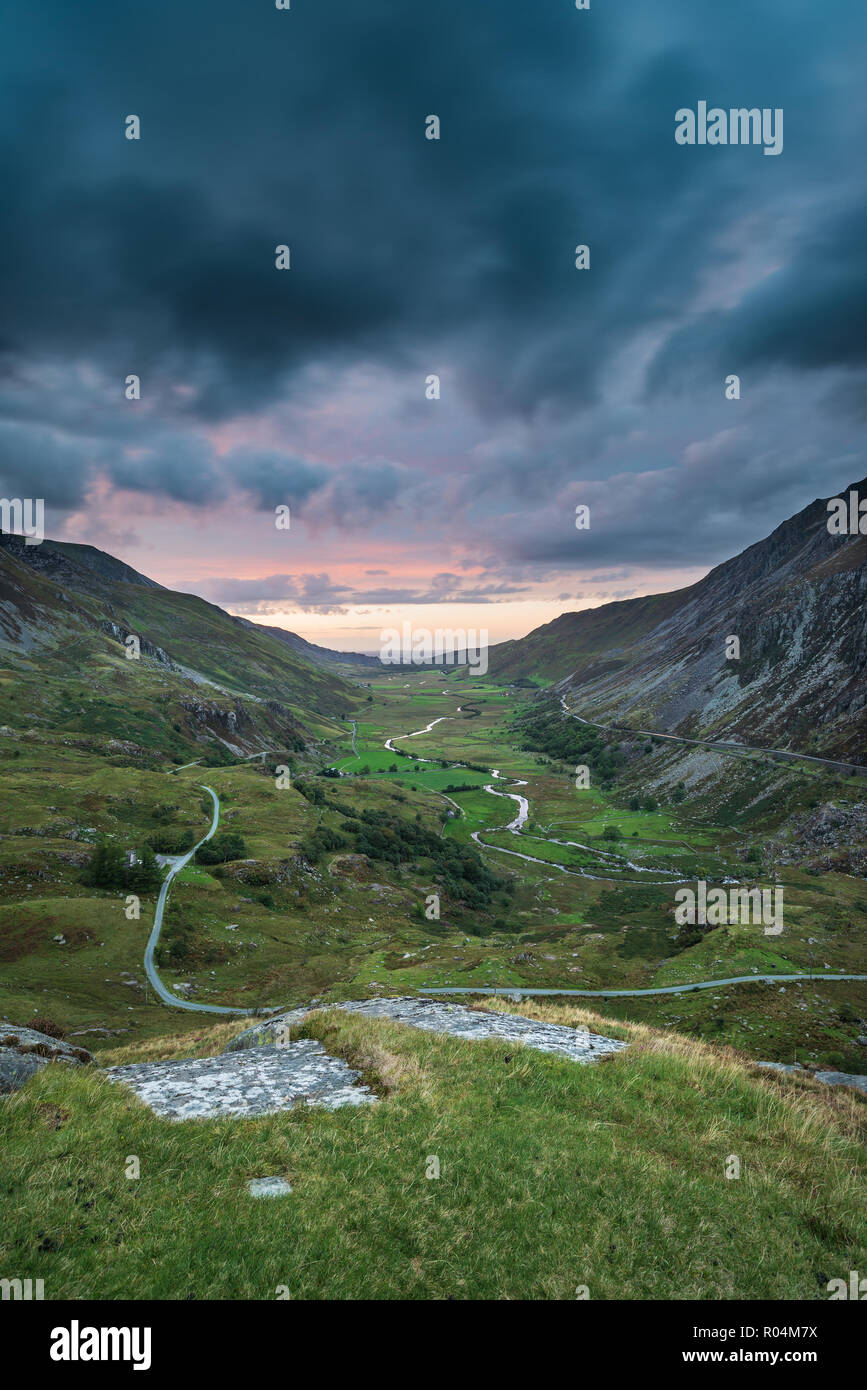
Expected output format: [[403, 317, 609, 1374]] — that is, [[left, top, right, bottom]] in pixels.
[[196, 831, 247, 865], [30, 1016, 65, 1040]]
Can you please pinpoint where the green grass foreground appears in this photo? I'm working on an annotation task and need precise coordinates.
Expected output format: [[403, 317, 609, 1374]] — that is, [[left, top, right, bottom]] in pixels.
[[1, 1002, 864, 1300]]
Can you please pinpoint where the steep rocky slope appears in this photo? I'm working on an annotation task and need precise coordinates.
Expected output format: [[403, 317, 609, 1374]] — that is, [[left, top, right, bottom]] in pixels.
[[490, 478, 867, 760]]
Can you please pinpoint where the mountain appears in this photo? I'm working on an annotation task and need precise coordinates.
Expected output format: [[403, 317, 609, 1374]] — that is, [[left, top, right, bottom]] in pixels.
[[239, 618, 381, 673], [0, 534, 359, 753], [489, 477, 867, 761]]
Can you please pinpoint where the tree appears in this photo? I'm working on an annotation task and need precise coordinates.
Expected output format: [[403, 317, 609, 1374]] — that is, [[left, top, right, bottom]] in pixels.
[[81, 843, 126, 888], [129, 845, 162, 892]]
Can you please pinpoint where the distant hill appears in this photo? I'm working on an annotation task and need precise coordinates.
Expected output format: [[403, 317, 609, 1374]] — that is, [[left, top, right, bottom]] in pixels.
[[489, 478, 867, 761], [0, 534, 360, 750], [239, 618, 381, 673]]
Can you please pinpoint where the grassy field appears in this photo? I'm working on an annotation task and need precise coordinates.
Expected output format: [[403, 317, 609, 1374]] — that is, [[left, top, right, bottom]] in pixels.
[[2, 668, 866, 1069], [1, 1001, 864, 1300]]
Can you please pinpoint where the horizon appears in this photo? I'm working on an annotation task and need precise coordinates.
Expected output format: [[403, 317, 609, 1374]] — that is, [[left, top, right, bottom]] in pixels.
[[12, 461, 860, 654]]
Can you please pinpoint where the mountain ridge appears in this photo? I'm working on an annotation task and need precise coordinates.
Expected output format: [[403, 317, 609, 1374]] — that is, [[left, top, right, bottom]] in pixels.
[[489, 476, 867, 760]]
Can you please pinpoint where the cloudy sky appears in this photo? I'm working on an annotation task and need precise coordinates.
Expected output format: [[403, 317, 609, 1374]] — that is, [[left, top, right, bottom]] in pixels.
[[2, 1, 865, 649]]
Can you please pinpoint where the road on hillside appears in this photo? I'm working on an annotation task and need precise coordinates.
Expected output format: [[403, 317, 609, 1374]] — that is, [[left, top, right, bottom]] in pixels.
[[143, 785, 259, 1016], [421, 973, 867, 1000], [560, 695, 867, 774]]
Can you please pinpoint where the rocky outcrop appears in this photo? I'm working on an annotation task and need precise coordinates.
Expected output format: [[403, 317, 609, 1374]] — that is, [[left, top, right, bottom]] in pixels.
[[769, 802, 867, 874], [107, 999, 628, 1121], [0, 1026, 94, 1095], [99, 619, 173, 666], [226, 997, 629, 1065], [180, 699, 252, 736], [491, 477, 867, 761], [755, 1061, 867, 1094]]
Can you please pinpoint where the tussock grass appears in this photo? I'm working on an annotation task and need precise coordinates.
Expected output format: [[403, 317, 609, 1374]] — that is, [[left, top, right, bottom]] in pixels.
[[1, 1005, 864, 1299], [99, 1018, 255, 1067], [300, 1008, 433, 1100]]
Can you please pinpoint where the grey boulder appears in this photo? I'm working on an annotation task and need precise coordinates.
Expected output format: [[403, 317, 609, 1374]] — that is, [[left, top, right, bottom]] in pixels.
[[0, 1026, 93, 1094]]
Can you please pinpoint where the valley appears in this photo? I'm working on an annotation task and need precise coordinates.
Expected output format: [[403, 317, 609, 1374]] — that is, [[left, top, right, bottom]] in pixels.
[[3, 650, 864, 1075]]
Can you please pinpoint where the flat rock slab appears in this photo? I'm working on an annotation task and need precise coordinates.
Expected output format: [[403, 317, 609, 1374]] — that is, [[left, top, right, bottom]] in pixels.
[[107, 1040, 375, 1120], [224, 1007, 314, 1053], [249, 1176, 293, 1198], [333, 997, 628, 1064], [755, 1061, 867, 1094]]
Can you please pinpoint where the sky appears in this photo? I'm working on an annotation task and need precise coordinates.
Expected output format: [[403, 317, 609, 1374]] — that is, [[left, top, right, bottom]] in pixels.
[[1, 1, 865, 651]]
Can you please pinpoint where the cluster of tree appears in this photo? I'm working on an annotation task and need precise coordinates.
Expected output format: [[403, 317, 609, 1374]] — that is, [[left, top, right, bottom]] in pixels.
[[296, 803, 508, 909], [81, 843, 162, 892], [148, 827, 195, 854], [295, 779, 325, 805], [195, 831, 247, 865], [349, 808, 508, 910], [515, 703, 624, 784], [298, 826, 348, 864], [200, 744, 240, 768]]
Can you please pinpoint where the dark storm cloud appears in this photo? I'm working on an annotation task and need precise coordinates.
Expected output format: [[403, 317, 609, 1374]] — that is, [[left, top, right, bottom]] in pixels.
[[0, 421, 91, 508], [234, 451, 329, 510], [1, 0, 866, 579], [110, 434, 227, 505]]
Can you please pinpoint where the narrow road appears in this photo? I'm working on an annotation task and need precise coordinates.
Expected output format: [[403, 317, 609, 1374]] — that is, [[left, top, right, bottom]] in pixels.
[[421, 973, 867, 1000], [560, 695, 867, 774], [384, 716, 451, 754], [143, 784, 259, 1016]]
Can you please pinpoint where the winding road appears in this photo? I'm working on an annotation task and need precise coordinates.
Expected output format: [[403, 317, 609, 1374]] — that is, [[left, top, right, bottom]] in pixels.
[[560, 695, 867, 775], [146, 708, 864, 1016], [381, 712, 866, 1003], [421, 973, 867, 1000], [143, 784, 259, 1016]]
